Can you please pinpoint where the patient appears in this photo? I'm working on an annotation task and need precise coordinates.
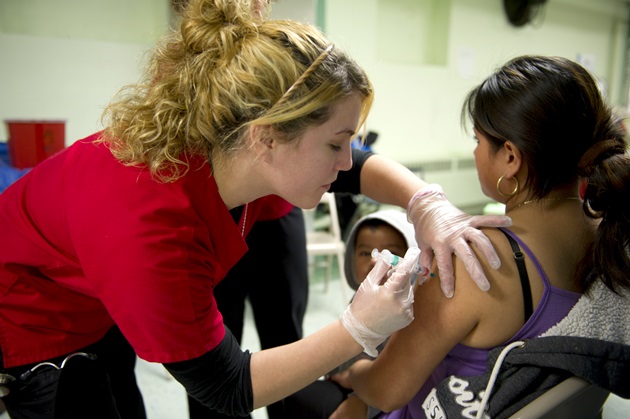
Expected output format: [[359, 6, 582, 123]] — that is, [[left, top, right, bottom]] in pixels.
[[345, 55, 630, 418], [282, 209, 417, 418]]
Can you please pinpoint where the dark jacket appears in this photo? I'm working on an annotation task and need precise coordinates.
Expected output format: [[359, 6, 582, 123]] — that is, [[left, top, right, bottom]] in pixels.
[[424, 280, 630, 419], [425, 336, 630, 418]]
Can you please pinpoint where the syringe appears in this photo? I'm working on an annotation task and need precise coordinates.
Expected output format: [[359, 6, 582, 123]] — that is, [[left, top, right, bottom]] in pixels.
[[371, 248, 434, 283], [371, 248, 401, 266]]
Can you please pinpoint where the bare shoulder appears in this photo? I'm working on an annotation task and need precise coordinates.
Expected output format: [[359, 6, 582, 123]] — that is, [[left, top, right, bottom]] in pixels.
[[431, 226, 529, 347], [451, 226, 518, 296]]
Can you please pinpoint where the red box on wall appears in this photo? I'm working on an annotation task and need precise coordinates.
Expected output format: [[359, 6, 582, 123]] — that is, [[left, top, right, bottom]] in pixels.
[[5, 120, 66, 169]]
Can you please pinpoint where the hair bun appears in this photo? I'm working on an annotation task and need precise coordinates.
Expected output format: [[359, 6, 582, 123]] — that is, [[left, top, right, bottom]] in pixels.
[[181, 0, 258, 59]]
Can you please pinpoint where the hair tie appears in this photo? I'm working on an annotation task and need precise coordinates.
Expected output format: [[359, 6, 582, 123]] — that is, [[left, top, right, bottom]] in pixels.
[[578, 139, 622, 170], [272, 44, 334, 108]]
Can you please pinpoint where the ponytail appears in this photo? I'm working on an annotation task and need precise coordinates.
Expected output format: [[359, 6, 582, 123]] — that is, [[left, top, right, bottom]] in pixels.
[[578, 138, 630, 293]]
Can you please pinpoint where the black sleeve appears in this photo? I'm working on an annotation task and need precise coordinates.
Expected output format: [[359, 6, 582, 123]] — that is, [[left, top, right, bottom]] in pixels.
[[163, 327, 253, 417], [329, 149, 374, 195]]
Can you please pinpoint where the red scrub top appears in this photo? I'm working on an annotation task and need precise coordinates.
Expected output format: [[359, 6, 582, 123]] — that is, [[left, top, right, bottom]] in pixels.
[[0, 132, 284, 368]]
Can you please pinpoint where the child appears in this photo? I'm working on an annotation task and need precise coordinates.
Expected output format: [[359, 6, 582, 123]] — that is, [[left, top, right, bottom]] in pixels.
[[282, 209, 418, 419]]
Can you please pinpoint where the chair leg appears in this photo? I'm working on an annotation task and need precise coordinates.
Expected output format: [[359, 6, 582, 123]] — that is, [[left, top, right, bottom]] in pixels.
[[336, 252, 347, 302], [324, 255, 332, 292]]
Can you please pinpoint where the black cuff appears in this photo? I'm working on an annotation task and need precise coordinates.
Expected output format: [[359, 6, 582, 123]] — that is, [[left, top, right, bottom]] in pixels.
[[163, 327, 253, 416]]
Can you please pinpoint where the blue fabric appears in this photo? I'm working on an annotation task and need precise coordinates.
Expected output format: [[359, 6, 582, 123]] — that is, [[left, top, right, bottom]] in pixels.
[[0, 163, 30, 193], [0, 142, 11, 166], [0, 142, 30, 192]]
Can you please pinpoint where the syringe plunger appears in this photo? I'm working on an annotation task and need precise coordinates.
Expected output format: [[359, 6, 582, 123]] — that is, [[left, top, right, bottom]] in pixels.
[[371, 249, 400, 266]]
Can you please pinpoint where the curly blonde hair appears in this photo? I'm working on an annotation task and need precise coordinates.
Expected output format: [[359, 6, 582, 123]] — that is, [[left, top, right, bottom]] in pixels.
[[101, 0, 373, 182]]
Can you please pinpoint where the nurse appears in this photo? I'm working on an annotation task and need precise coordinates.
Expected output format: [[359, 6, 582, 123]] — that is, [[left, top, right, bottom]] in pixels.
[[0, 0, 508, 417]]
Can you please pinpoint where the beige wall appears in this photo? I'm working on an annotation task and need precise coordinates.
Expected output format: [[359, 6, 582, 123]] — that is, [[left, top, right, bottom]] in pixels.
[[0, 0, 313, 143], [323, 0, 629, 164], [0, 0, 171, 43], [1, 0, 628, 191]]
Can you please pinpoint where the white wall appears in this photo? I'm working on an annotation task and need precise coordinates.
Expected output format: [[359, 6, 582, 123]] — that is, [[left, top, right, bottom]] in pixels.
[[272, 0, 316, 23], [0, 34, 151, 143], [0, 0, 315, 143], [0, 0, 171, 143], [314, 0, 629, 207], [0, 0, 170, 43], [0, 0, 628, 207], [323, 0, 629, 165]]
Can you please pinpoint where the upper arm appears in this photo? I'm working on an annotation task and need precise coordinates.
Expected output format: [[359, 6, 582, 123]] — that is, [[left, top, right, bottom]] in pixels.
[[350, 227, 521, 411], [358, 154, 427, 208], [350, 263, 484, 410]]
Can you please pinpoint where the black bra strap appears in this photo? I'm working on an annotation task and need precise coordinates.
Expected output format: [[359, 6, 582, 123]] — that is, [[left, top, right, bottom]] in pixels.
[[499, 229, 534, 322]]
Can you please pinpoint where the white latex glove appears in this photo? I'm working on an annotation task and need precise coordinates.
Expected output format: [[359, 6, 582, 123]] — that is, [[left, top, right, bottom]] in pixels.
[[407, 184, 511, 298], [340, 248, 417, 357]]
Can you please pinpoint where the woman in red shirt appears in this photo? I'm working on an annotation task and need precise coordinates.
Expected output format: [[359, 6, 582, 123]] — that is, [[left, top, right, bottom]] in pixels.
[[0, 1, 508, 417]]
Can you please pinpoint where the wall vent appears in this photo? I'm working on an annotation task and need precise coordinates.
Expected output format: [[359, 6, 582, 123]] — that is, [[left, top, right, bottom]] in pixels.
[[456, 158, 476, 170]]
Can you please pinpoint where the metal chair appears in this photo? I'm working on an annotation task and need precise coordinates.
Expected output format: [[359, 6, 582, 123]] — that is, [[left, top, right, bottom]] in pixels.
[[508, 376, 610, 419]]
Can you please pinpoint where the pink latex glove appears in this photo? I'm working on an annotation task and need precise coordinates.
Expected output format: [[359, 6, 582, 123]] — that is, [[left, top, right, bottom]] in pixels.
[[340, 249, 417, 357], [407, 184, 511, 298]]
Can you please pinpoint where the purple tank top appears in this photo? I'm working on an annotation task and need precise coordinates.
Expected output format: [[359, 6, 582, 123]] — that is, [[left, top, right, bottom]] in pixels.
[[379, 228, 581, 419]]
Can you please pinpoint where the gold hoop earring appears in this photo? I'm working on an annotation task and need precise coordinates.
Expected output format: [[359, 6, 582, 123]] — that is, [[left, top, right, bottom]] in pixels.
[[497, 175, 519, 197]]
